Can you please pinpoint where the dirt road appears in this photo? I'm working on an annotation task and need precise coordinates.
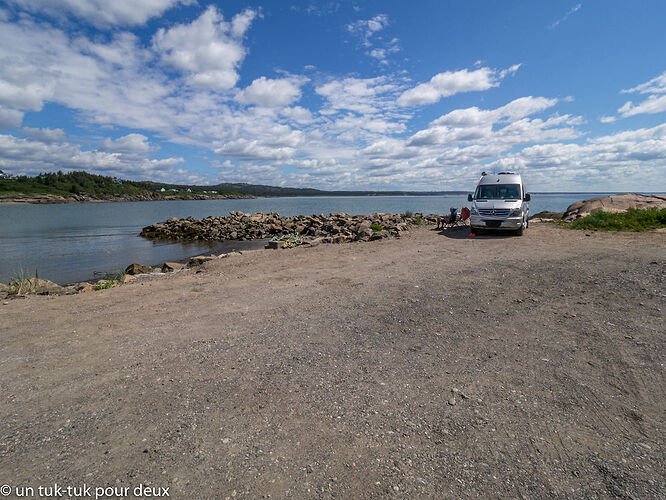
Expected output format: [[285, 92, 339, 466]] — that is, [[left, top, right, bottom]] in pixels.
[[1, 224, 664, 498]]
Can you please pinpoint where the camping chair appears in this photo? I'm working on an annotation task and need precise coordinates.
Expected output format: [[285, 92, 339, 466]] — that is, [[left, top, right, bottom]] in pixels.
[[437, 207, 457, 229], [438, 206, 470, 229]]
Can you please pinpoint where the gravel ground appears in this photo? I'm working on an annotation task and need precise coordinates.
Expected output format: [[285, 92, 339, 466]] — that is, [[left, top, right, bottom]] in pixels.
[[1, 223, 664, 499]]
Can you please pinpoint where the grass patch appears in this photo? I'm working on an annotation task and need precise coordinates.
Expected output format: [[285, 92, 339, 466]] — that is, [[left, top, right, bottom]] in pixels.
[[370, 223, 384, 232], [92, 270, 126, 290], [8, 267, 40, 296], [403, 209, 413, 218], [93, 280, 115, 291], [413, 215, 424, 225], [567, 208, 666, 232]]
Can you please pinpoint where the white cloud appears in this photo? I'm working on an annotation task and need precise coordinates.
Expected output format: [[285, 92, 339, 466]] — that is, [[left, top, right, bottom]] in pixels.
[[316, 76, 402, 114], [101, 134, 155, 155], [280, 106, 314, 124], [622, 71, 666, 95], [397, 66, 521, 107], [153, 6, 257, 91], [347, 14, 399, 63], [0, 106, 23, 129], [21, 127, 67, 143], [617, 71, 666, 118], [347, 14, 390, 47], [0, 133, 191, 182], [236, 77, 304, 108], [549, 3, 582, 29], [7, 0, 194, 28]]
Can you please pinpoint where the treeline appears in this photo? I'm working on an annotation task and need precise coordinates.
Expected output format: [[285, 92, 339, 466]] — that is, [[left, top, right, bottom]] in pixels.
[[1, 170, 467, 198], [0, 171, 240, 197]]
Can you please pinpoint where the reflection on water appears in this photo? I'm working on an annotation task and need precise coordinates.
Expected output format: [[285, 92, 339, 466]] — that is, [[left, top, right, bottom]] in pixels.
[[0, 193, 650, 284]]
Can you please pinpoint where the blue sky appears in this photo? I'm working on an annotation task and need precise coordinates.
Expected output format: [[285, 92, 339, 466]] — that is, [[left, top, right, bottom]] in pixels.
[[0, 0, 665, 191]]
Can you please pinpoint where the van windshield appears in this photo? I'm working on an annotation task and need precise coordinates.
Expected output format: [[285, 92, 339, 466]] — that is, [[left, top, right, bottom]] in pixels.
[[475, 184, 521, 200]]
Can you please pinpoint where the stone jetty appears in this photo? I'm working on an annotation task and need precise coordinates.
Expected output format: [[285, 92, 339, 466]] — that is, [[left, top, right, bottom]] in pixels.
[[140, 211, 437, 243]]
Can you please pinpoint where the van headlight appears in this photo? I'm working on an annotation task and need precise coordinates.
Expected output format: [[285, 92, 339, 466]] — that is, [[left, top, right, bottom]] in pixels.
[[470, 207, 479, 215], [509, 208, 521, 216]]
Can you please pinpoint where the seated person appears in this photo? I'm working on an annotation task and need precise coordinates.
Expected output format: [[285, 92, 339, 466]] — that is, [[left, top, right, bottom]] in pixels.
[[437, 207, 457, 229]]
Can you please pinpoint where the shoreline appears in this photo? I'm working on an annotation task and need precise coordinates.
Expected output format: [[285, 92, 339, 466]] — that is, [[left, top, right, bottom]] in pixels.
[[0, 192, 254, 204]]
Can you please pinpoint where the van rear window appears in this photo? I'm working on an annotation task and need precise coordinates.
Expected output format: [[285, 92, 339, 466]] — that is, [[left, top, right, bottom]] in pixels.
[[475, 184, 521, 200]]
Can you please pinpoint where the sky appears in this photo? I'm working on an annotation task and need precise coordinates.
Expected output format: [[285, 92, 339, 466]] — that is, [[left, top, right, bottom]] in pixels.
[[0, 0, 665, 192]]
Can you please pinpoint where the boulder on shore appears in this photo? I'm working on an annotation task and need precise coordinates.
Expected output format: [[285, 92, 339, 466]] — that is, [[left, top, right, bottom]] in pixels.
[[563, 194, 666, 222], [125, 263, 153, 275], [162, 262, 186, 272]]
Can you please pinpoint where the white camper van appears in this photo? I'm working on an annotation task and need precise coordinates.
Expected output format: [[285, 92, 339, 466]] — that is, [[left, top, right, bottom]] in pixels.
[[467, 172, 530, 235]]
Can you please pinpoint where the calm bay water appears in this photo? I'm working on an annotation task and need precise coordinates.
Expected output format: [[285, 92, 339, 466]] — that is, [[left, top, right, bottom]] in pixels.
[[0, 193, 639, 285]]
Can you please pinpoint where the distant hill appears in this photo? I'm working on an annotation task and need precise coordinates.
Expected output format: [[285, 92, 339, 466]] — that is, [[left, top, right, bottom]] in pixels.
[[1, 170, 468, 200], [202, 182, 466, 197]]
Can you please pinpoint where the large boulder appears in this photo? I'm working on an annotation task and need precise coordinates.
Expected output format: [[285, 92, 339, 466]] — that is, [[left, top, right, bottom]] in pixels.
[[125, 263, 153, 275], [162, 261, 186, 272], [563, 194, 666, 222]]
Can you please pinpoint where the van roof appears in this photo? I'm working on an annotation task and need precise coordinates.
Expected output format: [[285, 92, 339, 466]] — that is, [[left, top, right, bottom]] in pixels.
[[478, 173, 522, 185]]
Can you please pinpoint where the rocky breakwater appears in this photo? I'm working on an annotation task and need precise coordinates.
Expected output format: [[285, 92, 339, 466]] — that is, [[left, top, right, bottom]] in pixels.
[[140, 211, 432, 244]]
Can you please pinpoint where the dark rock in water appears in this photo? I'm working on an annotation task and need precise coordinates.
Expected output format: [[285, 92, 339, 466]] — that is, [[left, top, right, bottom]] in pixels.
[[125, 263, 153, 275], [162, 262, 186, 272]]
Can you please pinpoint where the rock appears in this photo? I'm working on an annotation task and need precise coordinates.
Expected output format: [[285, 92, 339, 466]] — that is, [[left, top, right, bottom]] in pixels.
[[125, 263, 153, 275], [25, 278, 65, 296], [162, 262, 186, 272], [448, 397, 456, 406], [563, 194, 666, 222], [81, 284, 95, 292], [187, 255, 216, 267], [122, 274, 136, 283], [140, 211, 427, 246], [529, 211, 564, 221], [0, 283, 9, 299], [369, 230, 388, 241]]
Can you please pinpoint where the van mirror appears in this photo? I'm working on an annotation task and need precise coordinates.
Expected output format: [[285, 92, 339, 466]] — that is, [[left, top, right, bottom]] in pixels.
[[467, 194, 473, 202], [523, 193, 531, 202]]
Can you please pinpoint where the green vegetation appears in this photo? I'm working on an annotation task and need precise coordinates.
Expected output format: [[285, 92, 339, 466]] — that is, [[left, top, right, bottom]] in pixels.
[[370, 223, 384, 232], [93, 280, 115, 291], [0, 171, 241, 199], [92, 270, 126, 291], [403, 209, 413, 218], [413, 215, 424, 225], [1, 169, 473, 199], [567, 208, 666, 232], [8, 266, 39, 296]]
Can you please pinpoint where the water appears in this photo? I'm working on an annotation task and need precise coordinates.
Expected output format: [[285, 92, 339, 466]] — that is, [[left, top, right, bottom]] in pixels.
[[0, 193, 636, 285]]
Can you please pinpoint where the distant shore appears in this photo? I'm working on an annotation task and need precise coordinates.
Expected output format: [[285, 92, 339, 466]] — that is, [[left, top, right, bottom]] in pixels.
[[0, 192, 254, 204]]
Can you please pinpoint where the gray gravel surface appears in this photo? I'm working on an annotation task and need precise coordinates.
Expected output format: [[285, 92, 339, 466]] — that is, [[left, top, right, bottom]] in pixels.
[[1, 224, 664, 499]]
